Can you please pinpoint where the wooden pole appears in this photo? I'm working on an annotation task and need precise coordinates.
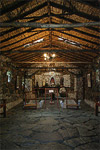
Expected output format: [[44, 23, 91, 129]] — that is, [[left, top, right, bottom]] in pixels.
[[17, 67, 80, 69], [15, 61, 92, 64], [0, 22, 100, 28], [1, 49, 100, 54]]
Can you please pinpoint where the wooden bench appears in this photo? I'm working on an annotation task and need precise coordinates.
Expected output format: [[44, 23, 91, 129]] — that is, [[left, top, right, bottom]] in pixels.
[[0, 100, 6, 117], [23, 91, 37, 109], [95, 101, 100, 116], [23, 103, 37, 109], [66, 99, 79, 109]]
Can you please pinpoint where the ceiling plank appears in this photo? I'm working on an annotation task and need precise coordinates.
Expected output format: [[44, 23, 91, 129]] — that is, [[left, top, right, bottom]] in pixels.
[[0, 14, 48, 44], [75, 0, 100, 9], [0, 0, 34, 16], [50, 1, 100, 21], [3, 1, 47, 22], [51, 40, 94, 60], [52, 29, 99, 46], [0, 13, 48, 37], [0, 30, 49, 52], [51, 13, 100, 38]]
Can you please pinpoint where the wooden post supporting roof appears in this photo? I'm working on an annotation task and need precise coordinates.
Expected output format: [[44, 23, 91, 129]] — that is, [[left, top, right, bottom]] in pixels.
[[0, 22, 100, 28]]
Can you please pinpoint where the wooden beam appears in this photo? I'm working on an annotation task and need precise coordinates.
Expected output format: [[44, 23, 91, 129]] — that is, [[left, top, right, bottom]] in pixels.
[[51, 41, 94, 59], [15, 61, 92, 64], [0, 21, 100, 28], [17, 67, 81, 69], [50, 1, 100, 21], [47, 0, 52, 48], [0, 49, 99, 54], [0, 31, 49, 51], [4, 1, 47, 22], [52, 28, 100, 46], [0, 13, 48, 37], [0, 15, 48, 44], [51, 37, 94, 53], [0, 0, 33, 16], [22, 13, 74, 19], [51, 13, 100, 38], [75, 0, 100, 9]]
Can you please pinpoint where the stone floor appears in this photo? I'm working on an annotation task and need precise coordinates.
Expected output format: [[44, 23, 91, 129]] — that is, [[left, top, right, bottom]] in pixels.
[[0, 100, 100, 150]]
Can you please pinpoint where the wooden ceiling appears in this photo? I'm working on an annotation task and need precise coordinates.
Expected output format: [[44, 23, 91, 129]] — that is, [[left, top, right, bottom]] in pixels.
[[0, 0, 100, 68]]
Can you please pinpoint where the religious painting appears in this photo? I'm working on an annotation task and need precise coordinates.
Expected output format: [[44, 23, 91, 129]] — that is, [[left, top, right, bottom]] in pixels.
[[50, 77, 55, 86]]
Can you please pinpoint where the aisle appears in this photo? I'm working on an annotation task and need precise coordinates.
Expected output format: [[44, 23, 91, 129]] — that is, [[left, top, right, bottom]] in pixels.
[[0, 102, 100, 150]]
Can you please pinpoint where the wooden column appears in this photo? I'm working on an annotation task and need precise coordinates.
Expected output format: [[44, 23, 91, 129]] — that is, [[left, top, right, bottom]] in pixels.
[[83, 76, 85, 100]]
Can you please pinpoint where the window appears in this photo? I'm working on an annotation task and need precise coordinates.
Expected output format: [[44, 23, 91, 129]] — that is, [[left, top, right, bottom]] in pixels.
[[17, 76, 20, 88], [7, 71, 12, 82], [22, 77, 25, 86], [96, 69, 100, 83]]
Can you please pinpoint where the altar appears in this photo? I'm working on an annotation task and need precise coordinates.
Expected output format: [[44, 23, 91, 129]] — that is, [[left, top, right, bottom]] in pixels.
[[45, 87, 59, 107]]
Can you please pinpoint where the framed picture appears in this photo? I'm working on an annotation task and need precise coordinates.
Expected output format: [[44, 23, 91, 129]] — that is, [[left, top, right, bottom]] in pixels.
[[87, 73, 91, 87]]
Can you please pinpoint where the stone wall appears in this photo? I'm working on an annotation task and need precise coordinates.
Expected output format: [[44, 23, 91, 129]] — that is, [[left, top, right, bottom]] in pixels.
[[0, 55, 24, 112], [35, 72, 62, 87], [0, 55, 86, 111], [34, 71, 81, 100], [84, 57, 100, 108]]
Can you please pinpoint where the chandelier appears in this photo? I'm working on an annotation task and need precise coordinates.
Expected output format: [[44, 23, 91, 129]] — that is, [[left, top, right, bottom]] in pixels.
[[43, 53, 56, 61]]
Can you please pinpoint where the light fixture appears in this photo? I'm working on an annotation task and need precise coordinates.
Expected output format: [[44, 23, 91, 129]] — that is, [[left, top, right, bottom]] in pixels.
[[44, 53, 47, 57], [43, 53, 56, 61], [52, 53, 55, 58]]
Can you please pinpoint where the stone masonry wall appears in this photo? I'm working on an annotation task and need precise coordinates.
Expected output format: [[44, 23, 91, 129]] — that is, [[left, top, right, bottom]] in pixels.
[[0, 55, 24, 112], [34, 71, 82, 100], [84, 57, 100, 109]]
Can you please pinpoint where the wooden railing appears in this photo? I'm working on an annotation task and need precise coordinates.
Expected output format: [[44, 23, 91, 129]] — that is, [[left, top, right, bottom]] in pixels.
[[0, 99, 6, 117]]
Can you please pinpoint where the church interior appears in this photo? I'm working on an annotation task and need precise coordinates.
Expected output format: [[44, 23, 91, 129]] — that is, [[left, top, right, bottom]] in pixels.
[[0, 0, 100, 150]]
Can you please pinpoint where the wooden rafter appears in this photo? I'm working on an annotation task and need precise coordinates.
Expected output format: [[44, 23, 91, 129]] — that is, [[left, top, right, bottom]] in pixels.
[[75, 0, 100, 9], [51, 13, 100, 38], [0, 0, 34, 16], [50, 1, 100, 21], [52, 29, 99, 46]]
